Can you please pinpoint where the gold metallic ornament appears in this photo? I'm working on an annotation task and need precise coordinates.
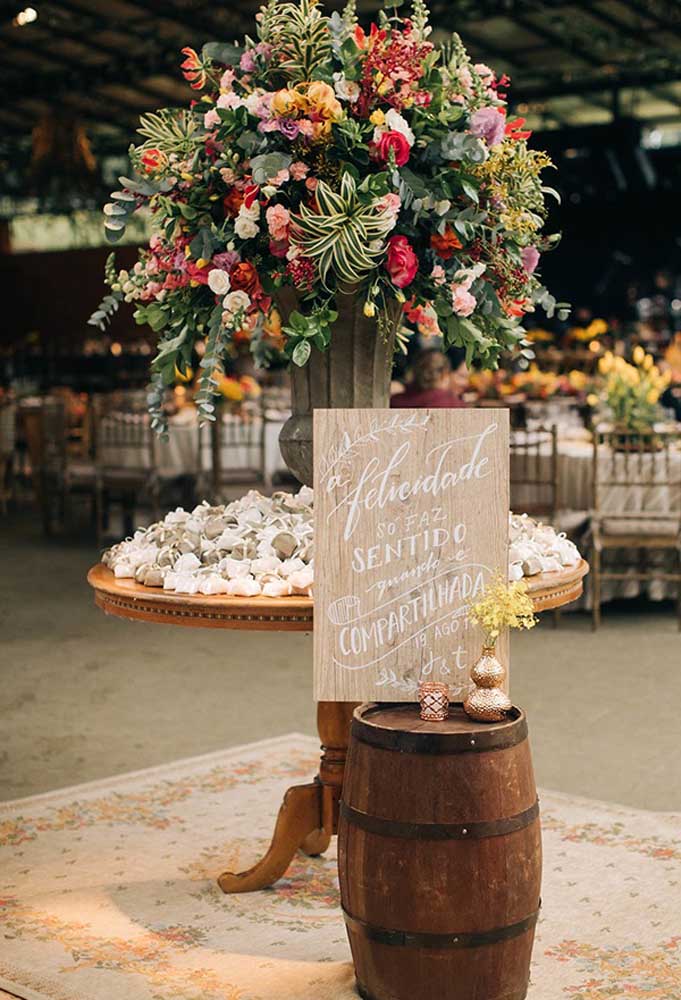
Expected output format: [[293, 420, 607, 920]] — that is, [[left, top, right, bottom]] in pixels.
[[463, 645, 511, 723]]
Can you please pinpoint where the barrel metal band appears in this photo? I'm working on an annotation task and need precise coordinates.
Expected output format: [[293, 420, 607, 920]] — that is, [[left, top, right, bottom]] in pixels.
[[342, 906, 540, 950], [339, 799, 539, 840], [352, 705, 527, 755]]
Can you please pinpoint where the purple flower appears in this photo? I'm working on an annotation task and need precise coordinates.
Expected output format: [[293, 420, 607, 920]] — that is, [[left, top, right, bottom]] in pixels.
[[521, 246, 540, 274], [239, 50, 257, 72], [277, 118, 300, 140], [212, 250, 240, 272], [469, 107, 505, 148], [255, 41, 272, 61]]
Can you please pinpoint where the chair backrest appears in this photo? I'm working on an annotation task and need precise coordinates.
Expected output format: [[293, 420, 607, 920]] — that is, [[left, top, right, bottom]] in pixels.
[[509, 424, 558, 520], [40, 397, 69, 476], [0, 402, 16, 458], [210, 407, 265, 494], [91, 395, 158, 471], [591, 427, 681, 525]]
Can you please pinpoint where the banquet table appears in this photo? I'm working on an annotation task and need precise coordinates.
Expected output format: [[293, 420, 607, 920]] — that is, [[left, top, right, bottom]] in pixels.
[[511, 436, 681, 603], [99, 410, 288, 487], [88, 558, 588, 895]]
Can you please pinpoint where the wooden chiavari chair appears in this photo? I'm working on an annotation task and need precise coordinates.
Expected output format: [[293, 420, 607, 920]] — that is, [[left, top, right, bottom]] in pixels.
[[509, 424, 558, 523], [209, 405, 266, 501], [590, 427, 681, 629], [92, 395, 160, 540], [0, 401, 16, 515]]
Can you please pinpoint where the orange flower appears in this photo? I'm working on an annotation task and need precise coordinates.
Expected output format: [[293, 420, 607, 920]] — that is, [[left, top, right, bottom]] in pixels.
[[180, 47, 207, 90], [504, 298, 527, 317], [430, 227, 463, 260], [505, 117, 532, 142], [222, 188, 244, 218]]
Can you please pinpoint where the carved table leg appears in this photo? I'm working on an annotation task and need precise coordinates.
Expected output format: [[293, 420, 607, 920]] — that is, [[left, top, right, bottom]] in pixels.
[[218, 701, 357, 893]]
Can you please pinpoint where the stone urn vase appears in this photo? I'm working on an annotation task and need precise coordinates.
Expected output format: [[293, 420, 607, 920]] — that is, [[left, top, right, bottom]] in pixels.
[[275, 287, 400, 486]]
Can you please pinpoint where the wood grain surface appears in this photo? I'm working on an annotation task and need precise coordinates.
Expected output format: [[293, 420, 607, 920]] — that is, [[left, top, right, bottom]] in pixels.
[[338, 702, 541, 1000], [87, 559, 587, 633], [313, 408, 510, 701]]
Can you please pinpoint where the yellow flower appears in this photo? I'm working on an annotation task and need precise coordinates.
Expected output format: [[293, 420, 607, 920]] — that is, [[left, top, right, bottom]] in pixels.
[[305, 81, 343, 120], [370, 109, 385, 126], [598, 351, 614, 374], [647, 389, 659, 404], [633, 344, 645, 365], [363, 301, 376, 317], [587, 393, 599, 406], [469, 575, 537, 645], [271, 88, 297, 117], [174, 365, 193, 383], [217, 376, 244, 402], [587, 318, 608, 337]]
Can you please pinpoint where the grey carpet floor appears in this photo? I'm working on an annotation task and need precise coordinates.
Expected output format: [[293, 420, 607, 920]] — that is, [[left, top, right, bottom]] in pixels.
[[1, 510, 679, 810]]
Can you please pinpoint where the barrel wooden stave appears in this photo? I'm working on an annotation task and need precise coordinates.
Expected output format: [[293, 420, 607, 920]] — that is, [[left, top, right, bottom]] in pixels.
[[338, 703, 541, 1000]]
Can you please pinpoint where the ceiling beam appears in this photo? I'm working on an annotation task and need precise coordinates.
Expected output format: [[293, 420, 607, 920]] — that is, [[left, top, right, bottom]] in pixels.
[[581, 2, 681, 110]]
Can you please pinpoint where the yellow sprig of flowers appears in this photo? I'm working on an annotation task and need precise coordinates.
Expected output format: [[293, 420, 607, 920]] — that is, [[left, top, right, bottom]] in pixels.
[[469, 575, 537, 646]]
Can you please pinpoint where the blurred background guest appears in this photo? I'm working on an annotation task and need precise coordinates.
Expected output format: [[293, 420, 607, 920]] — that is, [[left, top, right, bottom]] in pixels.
[[391, 350, 465, 409]]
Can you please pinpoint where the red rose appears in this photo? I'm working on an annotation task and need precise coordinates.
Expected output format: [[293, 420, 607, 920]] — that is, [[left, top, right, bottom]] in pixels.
[[230, 261, 261, 298], [386, 235, 418, 289], [372, 130, 411, 167], [230, 261, 271, 312]]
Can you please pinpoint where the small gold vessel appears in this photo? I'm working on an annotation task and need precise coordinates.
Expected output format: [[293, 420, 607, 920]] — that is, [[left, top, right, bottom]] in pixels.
[[463, 645, 511, 723]]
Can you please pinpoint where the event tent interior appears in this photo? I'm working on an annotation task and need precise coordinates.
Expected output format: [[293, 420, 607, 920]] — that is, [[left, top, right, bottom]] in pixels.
[[1, 3, 680, 1000]]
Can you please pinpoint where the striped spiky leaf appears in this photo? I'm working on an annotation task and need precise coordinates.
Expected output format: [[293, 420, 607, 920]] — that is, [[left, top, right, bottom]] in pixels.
[[258, 0, 332, 82], [290, 173, 396, 288]]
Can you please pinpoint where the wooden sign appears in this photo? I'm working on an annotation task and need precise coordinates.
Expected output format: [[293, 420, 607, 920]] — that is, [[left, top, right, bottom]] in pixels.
[[313, 408, 509, 702]]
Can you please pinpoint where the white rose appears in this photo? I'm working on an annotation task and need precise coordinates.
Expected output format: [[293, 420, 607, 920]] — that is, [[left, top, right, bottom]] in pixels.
[[333, 72, 360, 103], [207, 269, 231, 295], [223, 290, 251, 315], [384, 109, 415, 146], [234, 214, 259, 239]]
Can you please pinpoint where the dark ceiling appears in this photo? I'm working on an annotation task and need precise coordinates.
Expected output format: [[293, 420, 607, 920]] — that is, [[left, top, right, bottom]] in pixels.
[[1, 0, 681, 157]]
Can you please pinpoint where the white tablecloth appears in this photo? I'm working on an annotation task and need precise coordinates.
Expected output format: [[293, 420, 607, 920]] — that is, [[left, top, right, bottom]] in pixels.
[[100, 413, 288, 487]]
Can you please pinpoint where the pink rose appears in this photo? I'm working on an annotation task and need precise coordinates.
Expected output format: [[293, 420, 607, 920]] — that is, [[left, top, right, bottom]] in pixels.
[[266, 204, 290, 243], [469, 107, 506, 148], [431, 264, 446, 286], [379, 192, 401, 219], [386, 235, 418, 288], [521, 246, 540, 274], [290, 161, 309, 181], [204, 108, 220, 129], [452, 284, 476, 317], [240, 50, 257, 72], [371, 130, 411, 167]]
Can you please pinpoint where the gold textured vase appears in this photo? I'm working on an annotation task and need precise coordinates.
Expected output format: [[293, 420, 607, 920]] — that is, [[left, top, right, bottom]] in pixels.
[[463, 645, 512, 723]]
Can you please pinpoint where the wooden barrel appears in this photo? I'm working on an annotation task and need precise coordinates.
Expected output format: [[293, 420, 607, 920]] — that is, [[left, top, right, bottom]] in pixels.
[[338, 703, 541, 1000]]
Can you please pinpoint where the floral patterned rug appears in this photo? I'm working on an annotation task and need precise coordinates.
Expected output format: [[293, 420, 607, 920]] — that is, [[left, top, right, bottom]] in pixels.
[[1, 734, 680, 1000]]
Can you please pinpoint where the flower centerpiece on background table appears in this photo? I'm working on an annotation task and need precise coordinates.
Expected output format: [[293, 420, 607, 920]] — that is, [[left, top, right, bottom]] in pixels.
[[588, 347, 671, 444], [91, 0, 567, 483]]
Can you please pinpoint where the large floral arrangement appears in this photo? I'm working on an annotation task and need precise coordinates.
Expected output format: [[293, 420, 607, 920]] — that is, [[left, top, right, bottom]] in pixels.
[[591, 347, 671, 432], [90, 0, 566, 433]]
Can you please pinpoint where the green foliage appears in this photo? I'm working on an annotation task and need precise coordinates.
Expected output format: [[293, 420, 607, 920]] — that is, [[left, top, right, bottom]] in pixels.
[[282, 304, 338, 364], [257, 0, 332, 81], [136, 109, 203, 156], [290, 173, 396, 288]]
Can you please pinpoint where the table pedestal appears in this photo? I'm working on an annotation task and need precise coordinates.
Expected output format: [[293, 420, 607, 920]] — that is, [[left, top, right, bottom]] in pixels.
[[87, 559, 588, 895], [218, 701, 357, 893]]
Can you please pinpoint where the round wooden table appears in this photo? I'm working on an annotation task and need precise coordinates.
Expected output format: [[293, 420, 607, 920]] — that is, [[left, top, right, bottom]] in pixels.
[[87, 558, 588, 894]]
